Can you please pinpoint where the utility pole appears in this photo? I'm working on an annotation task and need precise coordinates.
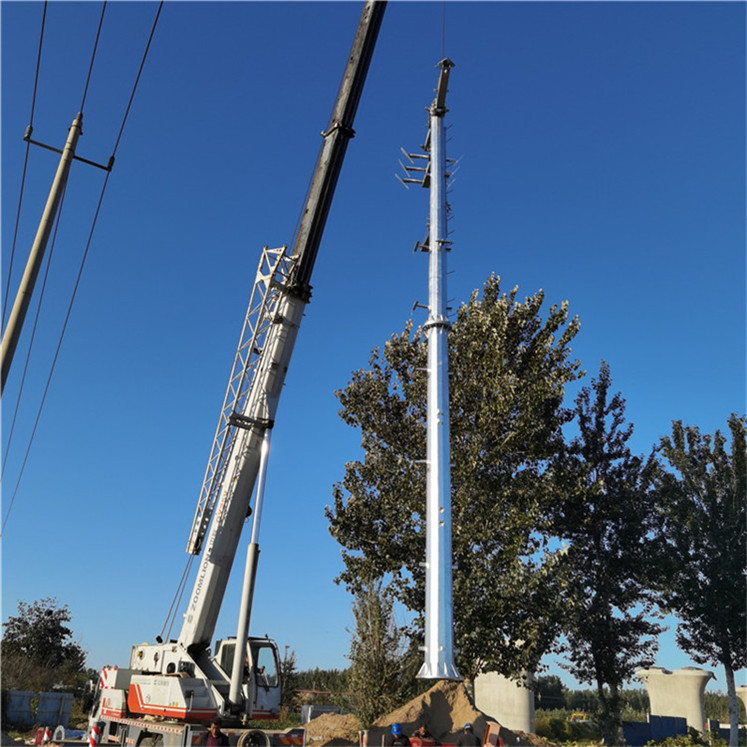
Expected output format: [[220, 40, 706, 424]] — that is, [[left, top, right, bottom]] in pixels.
[[400, 59, 461, 681], [1, 113, 83, 394]]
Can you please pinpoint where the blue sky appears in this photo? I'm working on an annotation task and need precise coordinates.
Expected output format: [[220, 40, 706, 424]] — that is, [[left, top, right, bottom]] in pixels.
[[2, 1, 744, 695]]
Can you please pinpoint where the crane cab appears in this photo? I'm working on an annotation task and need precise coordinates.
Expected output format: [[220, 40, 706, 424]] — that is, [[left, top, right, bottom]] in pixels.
[[214, 636, 281, 720]]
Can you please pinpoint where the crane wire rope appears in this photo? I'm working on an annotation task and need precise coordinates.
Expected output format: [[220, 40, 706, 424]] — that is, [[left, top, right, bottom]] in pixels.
[[160, 554, 195, 643], [441, 0, 446, 60], [2, 1, 48, 329], [1, 1, 165, 536]]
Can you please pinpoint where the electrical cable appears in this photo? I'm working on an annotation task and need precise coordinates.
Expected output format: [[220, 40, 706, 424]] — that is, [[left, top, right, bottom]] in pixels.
[[79, 2, 107, 115], [0, 176, 108, 537], [1, 2, 165, 535], [0, 186, 69, 534], [1, 181, 67, 482], [2, 1, 48, 329], [109, 2, 163, 157]]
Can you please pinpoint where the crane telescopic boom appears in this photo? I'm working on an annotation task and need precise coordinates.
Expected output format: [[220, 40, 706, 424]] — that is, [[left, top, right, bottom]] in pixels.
[[87, 6, 387, 741], [178, 0, 386, 656]]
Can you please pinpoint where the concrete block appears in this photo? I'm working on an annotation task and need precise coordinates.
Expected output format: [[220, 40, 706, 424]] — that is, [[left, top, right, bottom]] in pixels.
[[474, 672, 534, 734], [736, 685, 747, 713], [636, 666, 714, 733]]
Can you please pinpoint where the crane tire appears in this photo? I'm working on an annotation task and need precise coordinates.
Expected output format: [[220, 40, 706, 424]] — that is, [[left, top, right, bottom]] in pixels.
[[238, 729, 271, 747], [137, 734, 163, 746]]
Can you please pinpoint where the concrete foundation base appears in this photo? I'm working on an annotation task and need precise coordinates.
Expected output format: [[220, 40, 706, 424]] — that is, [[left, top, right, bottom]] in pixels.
[[737, 685, 747, 714], [474, 671, 535, 734], [636, 666, 715, 733]]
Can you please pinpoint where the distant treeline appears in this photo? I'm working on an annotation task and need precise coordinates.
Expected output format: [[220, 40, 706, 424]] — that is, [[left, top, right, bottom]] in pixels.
[[288, 668, 743, 723], [533, 675, 743, 722], [291, 666, 350, 697]]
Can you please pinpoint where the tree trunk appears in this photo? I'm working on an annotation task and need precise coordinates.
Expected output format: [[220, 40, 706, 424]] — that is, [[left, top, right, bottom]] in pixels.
[[724, 662, 739, 747], [597, 681, 624, 746]]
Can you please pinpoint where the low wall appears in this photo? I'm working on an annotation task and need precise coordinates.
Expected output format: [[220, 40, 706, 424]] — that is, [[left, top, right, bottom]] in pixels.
[[622, 715, 687, 745], [3, 690, 73, 729]]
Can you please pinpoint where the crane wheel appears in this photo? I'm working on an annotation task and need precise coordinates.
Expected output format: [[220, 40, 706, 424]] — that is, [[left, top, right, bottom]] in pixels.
[[238, 729, 271, 747], [137, 734, 163, 746]]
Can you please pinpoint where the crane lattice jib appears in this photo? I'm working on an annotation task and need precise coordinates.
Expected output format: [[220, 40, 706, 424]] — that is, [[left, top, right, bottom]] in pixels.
[[186, 245, 295, 556]]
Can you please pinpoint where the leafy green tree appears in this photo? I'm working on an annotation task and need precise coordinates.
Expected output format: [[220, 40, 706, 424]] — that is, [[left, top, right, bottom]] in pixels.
[[566, 688, 602, 713], [293, 667, 350, 696], [280, 647, 299, 709], [549, 363, 663, 746], [347, 580, 405, 726], [704, 692, 746, 724], [2, 597, 87, 691], [534, 674, 567, 710], [655, 414, 746, 746], [326, 276, 581, 680], [621, 688, 650, 720]]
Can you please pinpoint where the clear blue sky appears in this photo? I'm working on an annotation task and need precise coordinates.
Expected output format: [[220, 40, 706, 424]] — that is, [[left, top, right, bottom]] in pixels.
[[2, 1, 744, 695]]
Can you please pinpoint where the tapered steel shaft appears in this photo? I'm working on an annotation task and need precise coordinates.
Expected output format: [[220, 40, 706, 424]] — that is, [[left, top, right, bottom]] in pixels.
[[418, 59, 460, 681]]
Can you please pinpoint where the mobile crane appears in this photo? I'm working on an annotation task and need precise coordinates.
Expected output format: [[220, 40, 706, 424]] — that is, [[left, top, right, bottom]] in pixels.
[[85, 3, 385, 745]]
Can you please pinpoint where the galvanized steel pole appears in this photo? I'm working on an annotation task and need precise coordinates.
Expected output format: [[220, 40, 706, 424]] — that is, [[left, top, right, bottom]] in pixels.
[[1, 113, 83, 394], [418, 59, 460, 681]]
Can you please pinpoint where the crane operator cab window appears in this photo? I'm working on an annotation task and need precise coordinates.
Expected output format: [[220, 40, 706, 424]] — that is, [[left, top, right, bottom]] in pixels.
[[252, 644, 278, 689], [250, 642, 281, 718], [216, 639, 252, 682], [216, 639, 279, 687]]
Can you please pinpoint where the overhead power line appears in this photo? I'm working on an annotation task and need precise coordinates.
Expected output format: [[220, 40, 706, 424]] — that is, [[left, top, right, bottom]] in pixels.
[[80, 2, 108, 114], [2, 1, 48, 329], [1, 1, 166, 535]]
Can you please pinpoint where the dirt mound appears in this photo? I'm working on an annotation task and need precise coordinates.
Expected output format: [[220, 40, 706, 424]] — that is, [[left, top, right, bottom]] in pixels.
[[305, 712, 361, 745], [301, 681, 557, 747], [372, 680, 486, 743]]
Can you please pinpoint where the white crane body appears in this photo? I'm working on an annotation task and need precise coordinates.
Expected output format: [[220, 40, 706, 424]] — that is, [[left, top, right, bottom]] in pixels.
[[86, 3, 386, 744]]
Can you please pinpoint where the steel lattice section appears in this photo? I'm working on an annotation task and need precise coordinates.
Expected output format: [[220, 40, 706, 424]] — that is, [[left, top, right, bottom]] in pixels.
[[186, 245, 295, 555]]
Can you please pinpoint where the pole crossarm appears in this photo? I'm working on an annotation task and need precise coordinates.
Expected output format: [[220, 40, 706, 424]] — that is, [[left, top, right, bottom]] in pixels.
[[1, 113, 84, 394]]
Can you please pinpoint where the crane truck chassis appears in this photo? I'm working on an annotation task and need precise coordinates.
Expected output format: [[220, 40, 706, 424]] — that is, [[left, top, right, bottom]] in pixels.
[[83, 3, 386, 746]]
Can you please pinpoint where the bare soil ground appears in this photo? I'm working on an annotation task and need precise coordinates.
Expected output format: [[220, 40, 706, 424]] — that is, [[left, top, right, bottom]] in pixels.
[[303, 681, 559, 747], [304, 712, 363, 745]]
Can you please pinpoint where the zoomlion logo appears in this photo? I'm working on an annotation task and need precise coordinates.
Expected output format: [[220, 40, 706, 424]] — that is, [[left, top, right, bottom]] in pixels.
[[187, 532, 215, 622]]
